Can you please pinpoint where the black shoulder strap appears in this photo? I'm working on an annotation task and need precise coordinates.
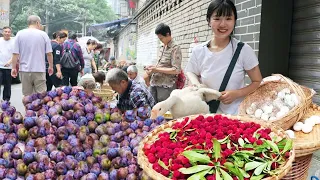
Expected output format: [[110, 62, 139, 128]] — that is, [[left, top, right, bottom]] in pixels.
[[219, 42, 244, 92], [207, 42, 245, 113]]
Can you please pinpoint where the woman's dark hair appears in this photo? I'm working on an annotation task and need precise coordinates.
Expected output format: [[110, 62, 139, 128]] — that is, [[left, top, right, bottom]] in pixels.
[[56, 31, 67, 39], [155, 23, 171, 36], [93, 71, 106, 84], [52, 32, 57, 39], [95, 43, 103, 50], [69, 34, 77, 40], [206, 0, 237, 23], [87, 39, 97, 45]]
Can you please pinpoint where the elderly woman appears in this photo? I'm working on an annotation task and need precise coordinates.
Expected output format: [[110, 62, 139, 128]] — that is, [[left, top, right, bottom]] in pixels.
[[127, 65, 147, 88], [106, 68, 155, 112]]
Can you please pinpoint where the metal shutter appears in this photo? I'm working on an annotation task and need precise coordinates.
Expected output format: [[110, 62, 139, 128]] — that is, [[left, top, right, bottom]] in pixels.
[[290, 0, 320, 104]]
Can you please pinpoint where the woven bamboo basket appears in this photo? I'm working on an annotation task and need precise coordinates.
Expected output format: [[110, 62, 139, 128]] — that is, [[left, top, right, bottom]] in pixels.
[[93, 89, 115, 101], [137, 114, 295, 180], [239, 74, 314, 130], [101, 84, 112, 90], [292, 103, 320, 157], [282, 154, 312, 180]]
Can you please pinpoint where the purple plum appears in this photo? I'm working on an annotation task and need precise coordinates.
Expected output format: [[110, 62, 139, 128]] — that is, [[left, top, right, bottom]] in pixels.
[[76, 116, 88, 126], [1, 101, 10, 111]]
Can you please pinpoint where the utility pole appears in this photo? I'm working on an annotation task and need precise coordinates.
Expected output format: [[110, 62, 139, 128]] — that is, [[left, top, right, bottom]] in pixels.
[[83, 11, 87, 36], [45, 0, 49, 33], [30, 0, 34, 14]]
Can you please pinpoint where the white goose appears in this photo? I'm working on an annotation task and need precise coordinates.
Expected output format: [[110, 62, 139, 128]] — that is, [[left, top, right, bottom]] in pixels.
[[150, 86, 221, 119]]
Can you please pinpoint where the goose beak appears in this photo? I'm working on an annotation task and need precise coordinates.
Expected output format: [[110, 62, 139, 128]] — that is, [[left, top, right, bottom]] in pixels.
[[150, 109, 159, 119]]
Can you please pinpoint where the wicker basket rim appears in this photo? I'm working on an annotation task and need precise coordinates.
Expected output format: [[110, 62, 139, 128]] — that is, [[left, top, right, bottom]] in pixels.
[[239, 75, 314, 124], [137, 114, 295, 180]]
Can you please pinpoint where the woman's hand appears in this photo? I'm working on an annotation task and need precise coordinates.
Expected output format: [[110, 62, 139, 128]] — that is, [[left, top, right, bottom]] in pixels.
[[145, 65, 156, 73], [145, 69, 153, 76], [219, 90, 240, 104]]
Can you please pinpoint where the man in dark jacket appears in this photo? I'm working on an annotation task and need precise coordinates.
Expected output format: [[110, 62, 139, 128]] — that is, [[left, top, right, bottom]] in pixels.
[[46, 31, 67, 91]]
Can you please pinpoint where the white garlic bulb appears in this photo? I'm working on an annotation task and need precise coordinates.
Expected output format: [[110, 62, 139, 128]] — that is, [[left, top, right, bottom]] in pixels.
[[285, 130, 295, 138], [254, 109, 263, 118], [302, 124, 313, 133], [261, 113, 270, 121], [293, 122, 304, 131], [304, 118, 316, 127]]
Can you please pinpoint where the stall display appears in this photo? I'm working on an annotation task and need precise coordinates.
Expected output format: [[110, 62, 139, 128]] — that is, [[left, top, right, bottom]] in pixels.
[[289, 103, 320, 157], [239, 74, 314, 130], [282, 104, 320, 180], [0, 87, 168, 179], [138, 114, 294, 180]]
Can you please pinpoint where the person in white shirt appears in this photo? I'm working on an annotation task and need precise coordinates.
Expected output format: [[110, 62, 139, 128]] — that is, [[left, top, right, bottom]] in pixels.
[[185, 0, 262, 115], [127, 65, 147, 88], [0, 27, 14, 101], [11, 15, 54, 96]]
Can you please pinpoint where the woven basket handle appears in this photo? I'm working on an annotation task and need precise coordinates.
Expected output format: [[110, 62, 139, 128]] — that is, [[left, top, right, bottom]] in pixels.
[[272, 74, 307, 104]]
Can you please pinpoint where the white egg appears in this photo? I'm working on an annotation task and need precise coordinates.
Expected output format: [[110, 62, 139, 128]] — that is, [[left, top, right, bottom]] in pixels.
[[284, 94, 292, 102], [276, 111, 286, 118], [280, 106, 290, 114], [288, 101, 295, 109], [269, 116, 277, 121], [262, 105, 273, 114], [254, 109, 263, 118], [261, 113, 270, 121], [273, 98, 284, 109], [311, 116, 320, 124], [293, 122, 304, 131], [251, 102, 257, 109], [304, 118, 316, 127], [277, 91, 285, 99], [246, 106, 255, 115], [285, 130, 295, 138], [291, 94, 299, 106], [282, 88, 291, 94], [302, 124, 313, 134]]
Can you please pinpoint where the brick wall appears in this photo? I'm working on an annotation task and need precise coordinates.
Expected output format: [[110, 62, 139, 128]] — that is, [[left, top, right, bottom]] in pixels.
[[137, 0, 148, 10], [234, 0, 262, 56], [116, 0, 262, 75]]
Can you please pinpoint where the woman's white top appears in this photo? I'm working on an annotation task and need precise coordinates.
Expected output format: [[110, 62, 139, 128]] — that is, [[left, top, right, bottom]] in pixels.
[[82, 46, 94, 69], [185, 38, 259, 115]]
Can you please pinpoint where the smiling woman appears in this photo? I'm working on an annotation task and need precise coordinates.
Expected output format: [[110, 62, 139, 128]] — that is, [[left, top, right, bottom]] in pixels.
[[185, 0, 262, 115]]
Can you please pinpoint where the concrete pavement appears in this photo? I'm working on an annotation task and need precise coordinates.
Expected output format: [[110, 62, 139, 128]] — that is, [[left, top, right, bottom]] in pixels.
[[1, 83, 25, 115]]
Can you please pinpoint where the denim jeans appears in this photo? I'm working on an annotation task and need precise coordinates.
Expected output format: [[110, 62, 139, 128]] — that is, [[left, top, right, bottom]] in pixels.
[[83, 67, 92, 74]]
